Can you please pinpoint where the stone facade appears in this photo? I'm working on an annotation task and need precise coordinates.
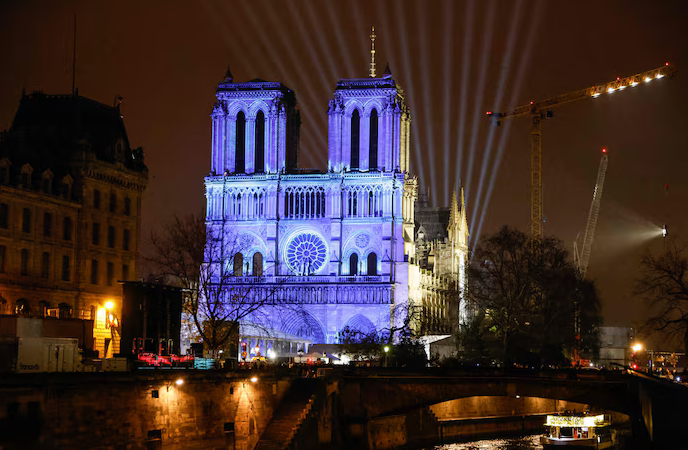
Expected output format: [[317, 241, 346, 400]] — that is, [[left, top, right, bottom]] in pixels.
[[0, 372, 291, 450], [204, 68, 469, 345], [0, 92, 148, 356]]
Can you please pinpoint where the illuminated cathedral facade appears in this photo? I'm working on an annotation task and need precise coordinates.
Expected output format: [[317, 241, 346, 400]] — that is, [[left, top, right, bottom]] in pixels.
[[204, 65, 469, 346]]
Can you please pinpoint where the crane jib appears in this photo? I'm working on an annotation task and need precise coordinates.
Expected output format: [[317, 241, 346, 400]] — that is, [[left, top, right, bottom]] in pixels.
[[489, 63, 676, 239]]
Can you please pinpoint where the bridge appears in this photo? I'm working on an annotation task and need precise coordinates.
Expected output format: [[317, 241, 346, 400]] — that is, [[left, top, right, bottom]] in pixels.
[[1, 367, 685, 449], [337, 368, 688, 449], [258, 367, 688, 450]]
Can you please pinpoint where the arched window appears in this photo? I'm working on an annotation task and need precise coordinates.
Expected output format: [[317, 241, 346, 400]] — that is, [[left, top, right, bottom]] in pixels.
[[233, 253, 243, 276], [255, 111, 265, 173], [368, 191, 374, 216], [367, 253, 378, 275], [349, 253, 359, 276], [252, 252, 263, 276], [235, 111, 246, 173], [350, 110, 360, 169], [369, 109, 378, 169], [58, 302, 72, 319], [15, 298, 30, 316]]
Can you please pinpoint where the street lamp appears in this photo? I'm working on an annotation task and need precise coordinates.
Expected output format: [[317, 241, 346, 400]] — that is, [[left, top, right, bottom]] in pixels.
[[105, 301, 114, 310], [632, 343, 643, 352], [384, 346, 390, 353]]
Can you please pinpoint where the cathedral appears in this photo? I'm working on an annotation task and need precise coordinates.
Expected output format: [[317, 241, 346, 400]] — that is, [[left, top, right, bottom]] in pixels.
[[204, 56, 469, 349]]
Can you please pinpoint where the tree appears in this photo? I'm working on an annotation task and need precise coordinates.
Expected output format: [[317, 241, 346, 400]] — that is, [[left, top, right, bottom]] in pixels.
[[468, 226, 602, 365], [147, 214, 287, 357], [338, 303, 428, 367], [636, 240, 688, 356]]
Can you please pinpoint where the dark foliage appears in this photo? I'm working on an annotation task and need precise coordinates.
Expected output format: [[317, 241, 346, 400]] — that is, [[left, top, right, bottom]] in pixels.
[[466, 226, 602, 366]]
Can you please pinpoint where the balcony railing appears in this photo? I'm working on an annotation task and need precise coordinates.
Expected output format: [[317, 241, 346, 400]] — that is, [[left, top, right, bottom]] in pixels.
[[223, 274, 389, 284]]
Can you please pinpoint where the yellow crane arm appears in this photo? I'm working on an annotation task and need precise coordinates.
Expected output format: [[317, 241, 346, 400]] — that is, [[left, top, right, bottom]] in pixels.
[[492, 64, 677, 121], [488, 63, 677, 239]]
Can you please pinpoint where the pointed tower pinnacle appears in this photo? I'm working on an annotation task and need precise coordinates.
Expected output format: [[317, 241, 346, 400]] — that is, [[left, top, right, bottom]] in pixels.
[[383, 62, 392, 78], [460, 187, 469, 238], [224, 65, 233, 82], [369, 26, 377, 78], [449, 190, 459, 224]]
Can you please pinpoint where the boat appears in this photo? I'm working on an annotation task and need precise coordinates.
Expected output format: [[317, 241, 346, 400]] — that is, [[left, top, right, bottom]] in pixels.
[[540, 412, 615, 448]]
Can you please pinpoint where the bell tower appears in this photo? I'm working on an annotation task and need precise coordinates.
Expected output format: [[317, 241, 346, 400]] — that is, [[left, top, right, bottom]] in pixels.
[[326, 31, 411, 174], [211, 67, 300, 175]]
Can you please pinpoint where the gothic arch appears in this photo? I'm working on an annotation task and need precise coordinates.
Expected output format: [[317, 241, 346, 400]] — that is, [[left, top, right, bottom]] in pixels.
[[254, 110, 265, 173], [348, 252, 359, 276], [343, 184, 383, 217], [343, 99, 364, 117], [341, 314, 377, 337], [226, 101, 250, 118], [365, 251, 379, 276], [361, 99, 384, 116], [350, 109, 360, 170], [369, 108, 379, 170], [279, 310, 326, 344], [234, 231, 268, 273], [247, 100, 270, 118], [235, 111, 246, 173]]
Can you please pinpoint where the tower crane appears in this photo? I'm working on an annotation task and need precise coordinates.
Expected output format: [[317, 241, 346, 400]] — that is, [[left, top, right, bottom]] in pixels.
[[574, 149, 609, 278], [488, 63, 677, 238]]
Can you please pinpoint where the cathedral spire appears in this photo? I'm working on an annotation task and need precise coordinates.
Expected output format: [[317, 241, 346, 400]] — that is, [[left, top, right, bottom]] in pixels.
[[369, 26, 376, 78], [449, 190, 459, 224]]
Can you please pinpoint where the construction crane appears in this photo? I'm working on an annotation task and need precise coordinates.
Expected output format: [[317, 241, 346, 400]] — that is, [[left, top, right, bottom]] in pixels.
[[574, 149, 609, 278], [488, 63, 677, 238]]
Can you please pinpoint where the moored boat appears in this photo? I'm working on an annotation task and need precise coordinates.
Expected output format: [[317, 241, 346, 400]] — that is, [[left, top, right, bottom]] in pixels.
[[540, 413, 614, 449]]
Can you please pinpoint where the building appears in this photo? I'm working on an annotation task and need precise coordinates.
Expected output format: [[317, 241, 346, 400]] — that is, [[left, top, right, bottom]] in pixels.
[[0, 92, 148, 357], [120, 282, 185, 356], [204, 58, 469, 348], [597, 326, 634, 368]]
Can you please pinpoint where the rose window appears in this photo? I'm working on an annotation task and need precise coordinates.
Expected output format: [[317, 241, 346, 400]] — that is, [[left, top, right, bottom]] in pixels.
[[355, 233, 370, 248], [286, 233, 327, 274]]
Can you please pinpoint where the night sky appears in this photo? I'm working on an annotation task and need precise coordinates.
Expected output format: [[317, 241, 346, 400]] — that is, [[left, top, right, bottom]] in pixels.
[[2, 1, 687, 335]]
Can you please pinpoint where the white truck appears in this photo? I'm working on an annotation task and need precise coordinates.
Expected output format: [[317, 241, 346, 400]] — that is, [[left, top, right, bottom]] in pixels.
[[15, 337, 80, 373]]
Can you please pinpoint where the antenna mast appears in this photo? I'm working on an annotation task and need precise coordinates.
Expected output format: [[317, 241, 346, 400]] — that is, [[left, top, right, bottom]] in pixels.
[[71, 14, 77, 95], [369, 26, 376, 77]]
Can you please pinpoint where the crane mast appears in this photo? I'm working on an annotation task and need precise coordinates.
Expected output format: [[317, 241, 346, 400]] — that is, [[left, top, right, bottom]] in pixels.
[[576, 150, 609, 277], [489, 63, 676, 238]]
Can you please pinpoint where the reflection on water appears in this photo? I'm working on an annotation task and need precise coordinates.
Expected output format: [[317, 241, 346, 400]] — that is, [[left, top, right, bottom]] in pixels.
[[425, 434, 543, 450]]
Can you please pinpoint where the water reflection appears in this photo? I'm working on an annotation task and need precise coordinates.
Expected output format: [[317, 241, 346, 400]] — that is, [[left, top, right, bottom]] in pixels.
[[426, 434, 542, 450]]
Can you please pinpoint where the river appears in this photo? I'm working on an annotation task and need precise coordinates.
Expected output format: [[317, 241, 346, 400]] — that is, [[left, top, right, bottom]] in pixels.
[[424, 434, 543, 449]]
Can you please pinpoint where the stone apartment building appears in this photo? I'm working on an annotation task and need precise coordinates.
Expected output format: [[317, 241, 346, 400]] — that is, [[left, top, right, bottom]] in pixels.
[[0, 92, 147, 356]]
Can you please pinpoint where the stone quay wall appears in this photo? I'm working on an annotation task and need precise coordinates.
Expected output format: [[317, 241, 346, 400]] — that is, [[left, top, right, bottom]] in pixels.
[[0, 370, 295, 450]]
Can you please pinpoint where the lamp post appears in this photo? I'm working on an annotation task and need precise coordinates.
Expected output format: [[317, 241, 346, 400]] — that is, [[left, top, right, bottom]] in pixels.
[[383, 346, 390, 368], [631, 343, 644, 371]]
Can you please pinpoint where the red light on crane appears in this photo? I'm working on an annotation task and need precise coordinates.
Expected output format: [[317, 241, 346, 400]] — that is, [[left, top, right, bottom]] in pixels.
[[602, 148, 607, 153]]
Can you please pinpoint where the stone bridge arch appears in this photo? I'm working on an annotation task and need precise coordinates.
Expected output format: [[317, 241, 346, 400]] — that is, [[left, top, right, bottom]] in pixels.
[[340, 374, 632, 420]]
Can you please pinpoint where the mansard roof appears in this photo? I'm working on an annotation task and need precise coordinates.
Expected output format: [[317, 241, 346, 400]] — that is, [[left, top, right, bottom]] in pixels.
[[0, 92, 146, 174]]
